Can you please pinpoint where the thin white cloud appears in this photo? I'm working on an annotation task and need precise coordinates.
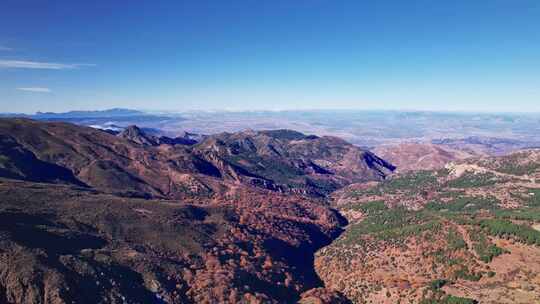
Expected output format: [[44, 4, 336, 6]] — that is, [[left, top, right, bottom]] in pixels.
[[0, 60, 95, 70], [17, 87, 52, 93], [0, 46, 12, 51]]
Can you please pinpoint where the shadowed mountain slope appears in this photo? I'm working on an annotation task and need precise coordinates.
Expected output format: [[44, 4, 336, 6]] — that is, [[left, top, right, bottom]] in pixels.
[[0, 118, 393, 199], [0, 178, 350, 303], [193, 129, 395, 197], [0, 118, 368, 303]]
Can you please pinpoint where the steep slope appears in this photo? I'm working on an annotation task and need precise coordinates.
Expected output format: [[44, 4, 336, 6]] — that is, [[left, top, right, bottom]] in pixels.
[[0, 119, 393, 199], [316, 149, 540, 303], [0, 118, 366, 303], [193, 129, 395, 197], [0, 178, 349, 303], [373, 143, 474, 173], [0, 118, 200, 198], [117, 125, 159, 146], [117, 125, 198, 146], [0, 135, 87, 186]]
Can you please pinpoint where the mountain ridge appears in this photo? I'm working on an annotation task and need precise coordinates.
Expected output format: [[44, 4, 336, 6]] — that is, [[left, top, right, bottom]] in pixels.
[[0, 118, 364, 303], [0, 118, 395, 199]]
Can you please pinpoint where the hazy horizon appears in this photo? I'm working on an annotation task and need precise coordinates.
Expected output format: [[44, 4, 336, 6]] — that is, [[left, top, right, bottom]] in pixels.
[[5, 107, 540, 116], [1, 1, 540, 113]]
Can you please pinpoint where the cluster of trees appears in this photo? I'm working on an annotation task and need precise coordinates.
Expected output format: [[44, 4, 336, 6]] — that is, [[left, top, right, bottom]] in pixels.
[[446, 172, 497, 188], [477, 243, 505, 263], [428, 279, 447, 290], [348, 171, 438, 197], [469, 230, 506, 263], [380, 170, 437, 193], [426, 196, 499, 213], [341, 204, 442, 246], [421, 294, 478, 304], [480, 219, 540, 245], [493, 208, 540, 221], [447, 229, 467, 250], [345, 200, 387, 214], [494, 155, 540, 175], [453, 266, 482, 281]]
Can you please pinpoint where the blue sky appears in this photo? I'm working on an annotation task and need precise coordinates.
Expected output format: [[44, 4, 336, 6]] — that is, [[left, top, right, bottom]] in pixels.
[[0, 0, 539, 113]]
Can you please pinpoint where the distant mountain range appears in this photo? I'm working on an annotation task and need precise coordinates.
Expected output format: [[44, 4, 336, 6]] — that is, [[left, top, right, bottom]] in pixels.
[[34, 108, 145, 118], [0, 108, 144, 119], [0, 109, 183, 137], [2, 109, 540, 156]]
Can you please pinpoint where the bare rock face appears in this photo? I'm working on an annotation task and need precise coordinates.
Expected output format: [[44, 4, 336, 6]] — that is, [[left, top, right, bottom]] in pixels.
[[117, 125, 159, 146], [118, 125, 198, 146]]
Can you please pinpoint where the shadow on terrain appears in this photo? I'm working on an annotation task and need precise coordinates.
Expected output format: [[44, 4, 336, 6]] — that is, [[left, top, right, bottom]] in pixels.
[[67, 258, 164, 304], [0, 212, 106, 255], [261, 209, 350, 302], [0, 211, 164, 304], [0, 135, 88, 187]]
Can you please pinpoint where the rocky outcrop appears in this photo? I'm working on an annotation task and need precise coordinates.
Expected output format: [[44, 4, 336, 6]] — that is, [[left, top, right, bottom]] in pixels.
[[117, 125, 159, 146], [118, 125, 198, 146]]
